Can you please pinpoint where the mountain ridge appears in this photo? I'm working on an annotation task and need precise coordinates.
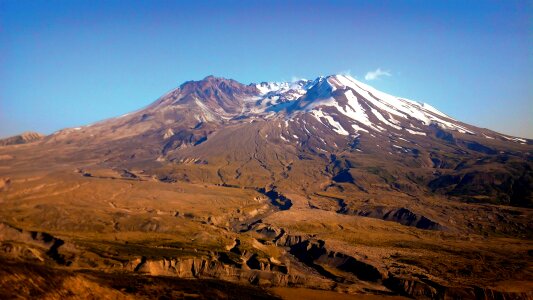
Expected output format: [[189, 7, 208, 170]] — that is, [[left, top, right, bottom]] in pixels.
[[1, 74, 529, 208], [3, 74, 529, 143], [46, 74, 532, 142]]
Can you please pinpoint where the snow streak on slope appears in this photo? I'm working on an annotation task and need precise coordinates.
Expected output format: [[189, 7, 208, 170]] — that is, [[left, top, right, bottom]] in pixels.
[[311, 109, 349, 135]]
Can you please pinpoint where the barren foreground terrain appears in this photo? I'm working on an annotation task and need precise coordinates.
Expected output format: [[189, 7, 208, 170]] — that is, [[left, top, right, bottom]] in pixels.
[[0, 154, 531, 299]]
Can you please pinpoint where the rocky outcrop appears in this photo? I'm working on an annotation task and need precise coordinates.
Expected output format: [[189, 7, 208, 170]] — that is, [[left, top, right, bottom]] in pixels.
[[250, 224, 387, 285], [384, 276, 533, 300], [0, 132, 44, 146], [126, 255, 330, 288], [256, 188, 293, 210], [249, 223, 307, 247], [288, 239, 386, 283], [0, 223, 71, 265], [344, 206, 443, 230], [0, 178, 11, 192]]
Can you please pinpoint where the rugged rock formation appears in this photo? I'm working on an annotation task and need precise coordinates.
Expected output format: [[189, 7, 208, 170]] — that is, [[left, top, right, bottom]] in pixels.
[[0, 132, 44, 146]]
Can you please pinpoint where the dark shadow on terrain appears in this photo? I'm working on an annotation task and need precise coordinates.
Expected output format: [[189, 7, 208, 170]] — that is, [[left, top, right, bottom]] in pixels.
[[0, 258, 280, 300]]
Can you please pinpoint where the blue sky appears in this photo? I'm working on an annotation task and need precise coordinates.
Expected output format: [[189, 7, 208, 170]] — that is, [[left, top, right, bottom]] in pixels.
[[1, 0, 531, 138]]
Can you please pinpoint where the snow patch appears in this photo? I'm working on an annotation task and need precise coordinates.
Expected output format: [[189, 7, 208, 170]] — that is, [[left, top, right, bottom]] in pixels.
[[406, 129, 426, 136], [311, 109, 349, 135]]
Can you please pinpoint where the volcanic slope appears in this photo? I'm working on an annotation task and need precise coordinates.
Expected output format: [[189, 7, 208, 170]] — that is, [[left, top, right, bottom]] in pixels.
[[0, 75, 531, 299]]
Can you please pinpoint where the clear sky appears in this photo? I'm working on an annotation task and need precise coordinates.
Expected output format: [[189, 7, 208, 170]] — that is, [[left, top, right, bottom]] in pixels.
[[1, 0, 532, 138]]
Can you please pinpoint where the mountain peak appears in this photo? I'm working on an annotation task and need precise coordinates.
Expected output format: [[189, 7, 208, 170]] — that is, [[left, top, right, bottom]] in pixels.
[[180, 75, 237, 89], [177, 75, 258, 97], [203, 75, 218, 80], [160, 76, 257, 116]]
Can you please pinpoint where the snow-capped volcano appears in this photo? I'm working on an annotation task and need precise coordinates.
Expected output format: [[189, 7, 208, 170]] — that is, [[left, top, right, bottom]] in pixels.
[[1, 73, 531, 208], [46, 74, 528, 148]]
